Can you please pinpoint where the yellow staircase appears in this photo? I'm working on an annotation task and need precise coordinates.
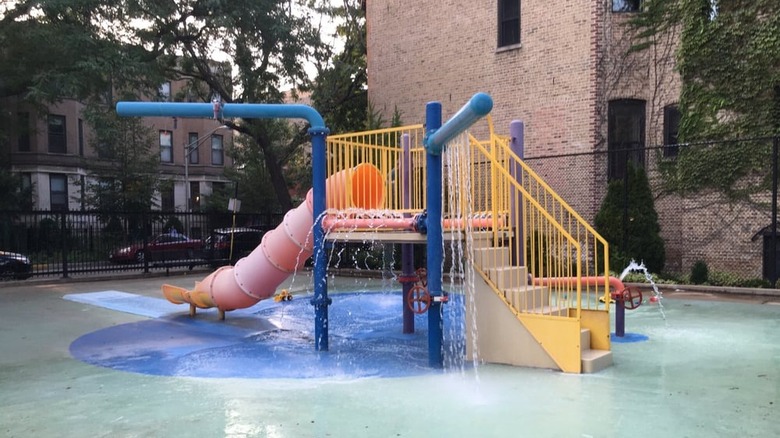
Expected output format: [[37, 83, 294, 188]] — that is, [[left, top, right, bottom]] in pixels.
[[326, 119, 615, 374]]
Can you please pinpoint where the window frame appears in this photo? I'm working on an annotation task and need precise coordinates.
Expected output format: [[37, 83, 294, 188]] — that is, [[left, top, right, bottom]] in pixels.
[[663, 105, 681, 158], [607, 99, 646, 181], [17, 112, 31, 152], [497, 0, 521, 48], [158, 81, 172, 102], [612, 0, 642, 13], [211, 134, 224, 166], [48, 114, 67, 154], [187, 132, 200, 164], [160, 130, 173, 163], [49, 173, 69, 211]]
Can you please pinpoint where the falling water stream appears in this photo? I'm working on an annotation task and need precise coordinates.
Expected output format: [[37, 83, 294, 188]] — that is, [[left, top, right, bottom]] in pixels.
[[619, 260, 667, 320]]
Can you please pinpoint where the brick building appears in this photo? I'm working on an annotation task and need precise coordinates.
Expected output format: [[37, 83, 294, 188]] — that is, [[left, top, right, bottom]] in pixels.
[[365, 0, 770, 279], [1, 78, 234, 212]]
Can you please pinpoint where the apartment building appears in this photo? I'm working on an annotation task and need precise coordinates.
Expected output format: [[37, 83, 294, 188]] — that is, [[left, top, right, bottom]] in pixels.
[[1, 79, 233, 212], [365, 0, 770, 278]]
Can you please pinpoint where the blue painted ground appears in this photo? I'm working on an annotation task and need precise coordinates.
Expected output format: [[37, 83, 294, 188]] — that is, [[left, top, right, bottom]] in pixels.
[[70, 292, 470, 379]]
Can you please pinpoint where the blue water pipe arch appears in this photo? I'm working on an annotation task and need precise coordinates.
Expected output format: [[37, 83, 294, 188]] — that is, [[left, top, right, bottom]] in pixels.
[[116, 92, 493, 368]]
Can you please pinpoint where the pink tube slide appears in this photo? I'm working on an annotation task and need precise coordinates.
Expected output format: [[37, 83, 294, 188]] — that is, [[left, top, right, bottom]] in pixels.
[[162, 163, 385, 312]]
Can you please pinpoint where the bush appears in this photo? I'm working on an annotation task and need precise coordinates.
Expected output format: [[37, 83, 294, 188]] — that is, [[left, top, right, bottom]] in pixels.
[[594, 164, 666, 273], [163, 216, 184, 234], [690, 260, 709, 284]]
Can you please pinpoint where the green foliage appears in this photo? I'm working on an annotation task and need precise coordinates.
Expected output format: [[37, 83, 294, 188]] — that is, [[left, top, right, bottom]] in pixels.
[[162, 216, 184, 234], [79, 105, 160, 212], [630, 1, 780, 202], [310, 0, 367, 134], [689, 260, 709, 284], [595, 164, 666, 273], [0, 168, 33, 210]]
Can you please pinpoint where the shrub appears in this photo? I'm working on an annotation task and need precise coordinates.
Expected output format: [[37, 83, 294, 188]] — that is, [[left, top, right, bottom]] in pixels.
[[163, 216, 185, 234], [690, 260, 709, 284], [595, 164, 666, 273]]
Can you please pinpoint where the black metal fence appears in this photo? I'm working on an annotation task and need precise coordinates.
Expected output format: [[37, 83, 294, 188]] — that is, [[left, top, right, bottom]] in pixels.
[[0, 210, 282, 280], [524, 136, 779, 288]]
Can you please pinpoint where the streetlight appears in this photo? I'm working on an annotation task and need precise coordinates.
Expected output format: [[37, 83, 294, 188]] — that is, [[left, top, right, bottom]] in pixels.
[[184, 125, 227, 212]]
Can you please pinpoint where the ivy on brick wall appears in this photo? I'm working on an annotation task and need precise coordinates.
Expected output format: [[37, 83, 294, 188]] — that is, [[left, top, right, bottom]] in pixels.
[[630, 0, 780, 200]]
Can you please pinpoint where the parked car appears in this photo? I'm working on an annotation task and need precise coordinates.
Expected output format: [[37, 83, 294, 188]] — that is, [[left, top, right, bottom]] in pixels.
[[0, 251, 33, 280], [203, 228, 265, 267], [109, 232, 202, 264]]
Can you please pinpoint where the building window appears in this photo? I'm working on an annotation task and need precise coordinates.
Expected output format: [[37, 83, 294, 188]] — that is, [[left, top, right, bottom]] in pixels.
[[78, 119, 84, 156], [211, 134, 224, 166], [48, 114, 67, 153], [160, 183, 175, 211], [18, 112, 30, 152], [608, 99, 646, 181], [498, 0, 520, 48], [190, 181, 201, 211], [20, 173, 33, 210], [50, 174, 68, 211], [158, 82, 171, 102], [187, 132, 199, 164], [663, 105, 681, 158], [613, 0, 642, 12], [160, 130, 173, 163]]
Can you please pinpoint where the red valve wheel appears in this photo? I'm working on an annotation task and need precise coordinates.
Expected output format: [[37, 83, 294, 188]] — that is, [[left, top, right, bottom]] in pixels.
[[622, 286, 643, 310], [407, 284, 431, 314]]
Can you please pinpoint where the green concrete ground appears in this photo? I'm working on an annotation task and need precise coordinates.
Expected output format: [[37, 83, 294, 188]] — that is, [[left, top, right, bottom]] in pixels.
[[1, 273, 778, 437]]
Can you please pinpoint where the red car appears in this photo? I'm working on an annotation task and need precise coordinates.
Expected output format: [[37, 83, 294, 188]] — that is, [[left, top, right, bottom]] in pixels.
[[109, 233, 202, 264]]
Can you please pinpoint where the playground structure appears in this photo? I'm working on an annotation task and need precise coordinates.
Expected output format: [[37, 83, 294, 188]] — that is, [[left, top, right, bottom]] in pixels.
[[117, 93, 634, 374]]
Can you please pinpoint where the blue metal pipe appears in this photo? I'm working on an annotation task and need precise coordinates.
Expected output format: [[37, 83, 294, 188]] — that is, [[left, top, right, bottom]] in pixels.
[[424, 92, 493, 155], [401, 134, 415, 334], [116, 102, 326, 130], [425, 102, 444, 368], [310, 127, 331, 350], [117, 100, 332, 351]]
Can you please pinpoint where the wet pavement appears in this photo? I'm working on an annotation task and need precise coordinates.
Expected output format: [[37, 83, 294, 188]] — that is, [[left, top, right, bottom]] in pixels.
[[1, 273, 779, 437]]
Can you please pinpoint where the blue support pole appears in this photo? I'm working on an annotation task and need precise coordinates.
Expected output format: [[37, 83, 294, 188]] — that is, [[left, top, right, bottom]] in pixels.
[[425, 102, 444, 368], [310, 127, 331, 350], [401, 134, 415, 334], [422, 93, 493, 369]]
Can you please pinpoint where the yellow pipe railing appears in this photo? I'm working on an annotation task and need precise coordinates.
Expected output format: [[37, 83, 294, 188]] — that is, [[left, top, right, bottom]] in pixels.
[[326, 121, 611, 316]]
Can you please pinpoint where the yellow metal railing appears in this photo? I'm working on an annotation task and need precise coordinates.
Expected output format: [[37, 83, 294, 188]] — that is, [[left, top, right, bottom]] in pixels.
[[326, 121, 612, 315], [456, 117, 611, 316], [327, 125, 426, 215]]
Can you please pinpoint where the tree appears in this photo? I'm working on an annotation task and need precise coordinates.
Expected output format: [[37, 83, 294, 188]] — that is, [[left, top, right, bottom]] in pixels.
[[79, 105, 161, 212], [1, 0, 366, 213], [122, 0, 323, 212], [310, 0, 368, 134], [0, 169, 32, 211], [595, 164, 666, 273]]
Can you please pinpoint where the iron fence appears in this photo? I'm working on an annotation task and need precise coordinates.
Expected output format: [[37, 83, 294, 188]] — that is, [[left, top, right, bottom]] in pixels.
[[524, 136, 779, 288], [0, 210, 282, 280]]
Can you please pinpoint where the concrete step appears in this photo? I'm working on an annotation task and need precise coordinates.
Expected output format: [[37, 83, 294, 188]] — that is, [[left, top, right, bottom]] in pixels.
[[505, 286, 550, 311], [488, 266, 528, 290], [469, 231, 497, 248], [527, 303, 568, 316], [581, 328, 591, 351], [581, 349, 613, 373], [472, 247, 509, 268]]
